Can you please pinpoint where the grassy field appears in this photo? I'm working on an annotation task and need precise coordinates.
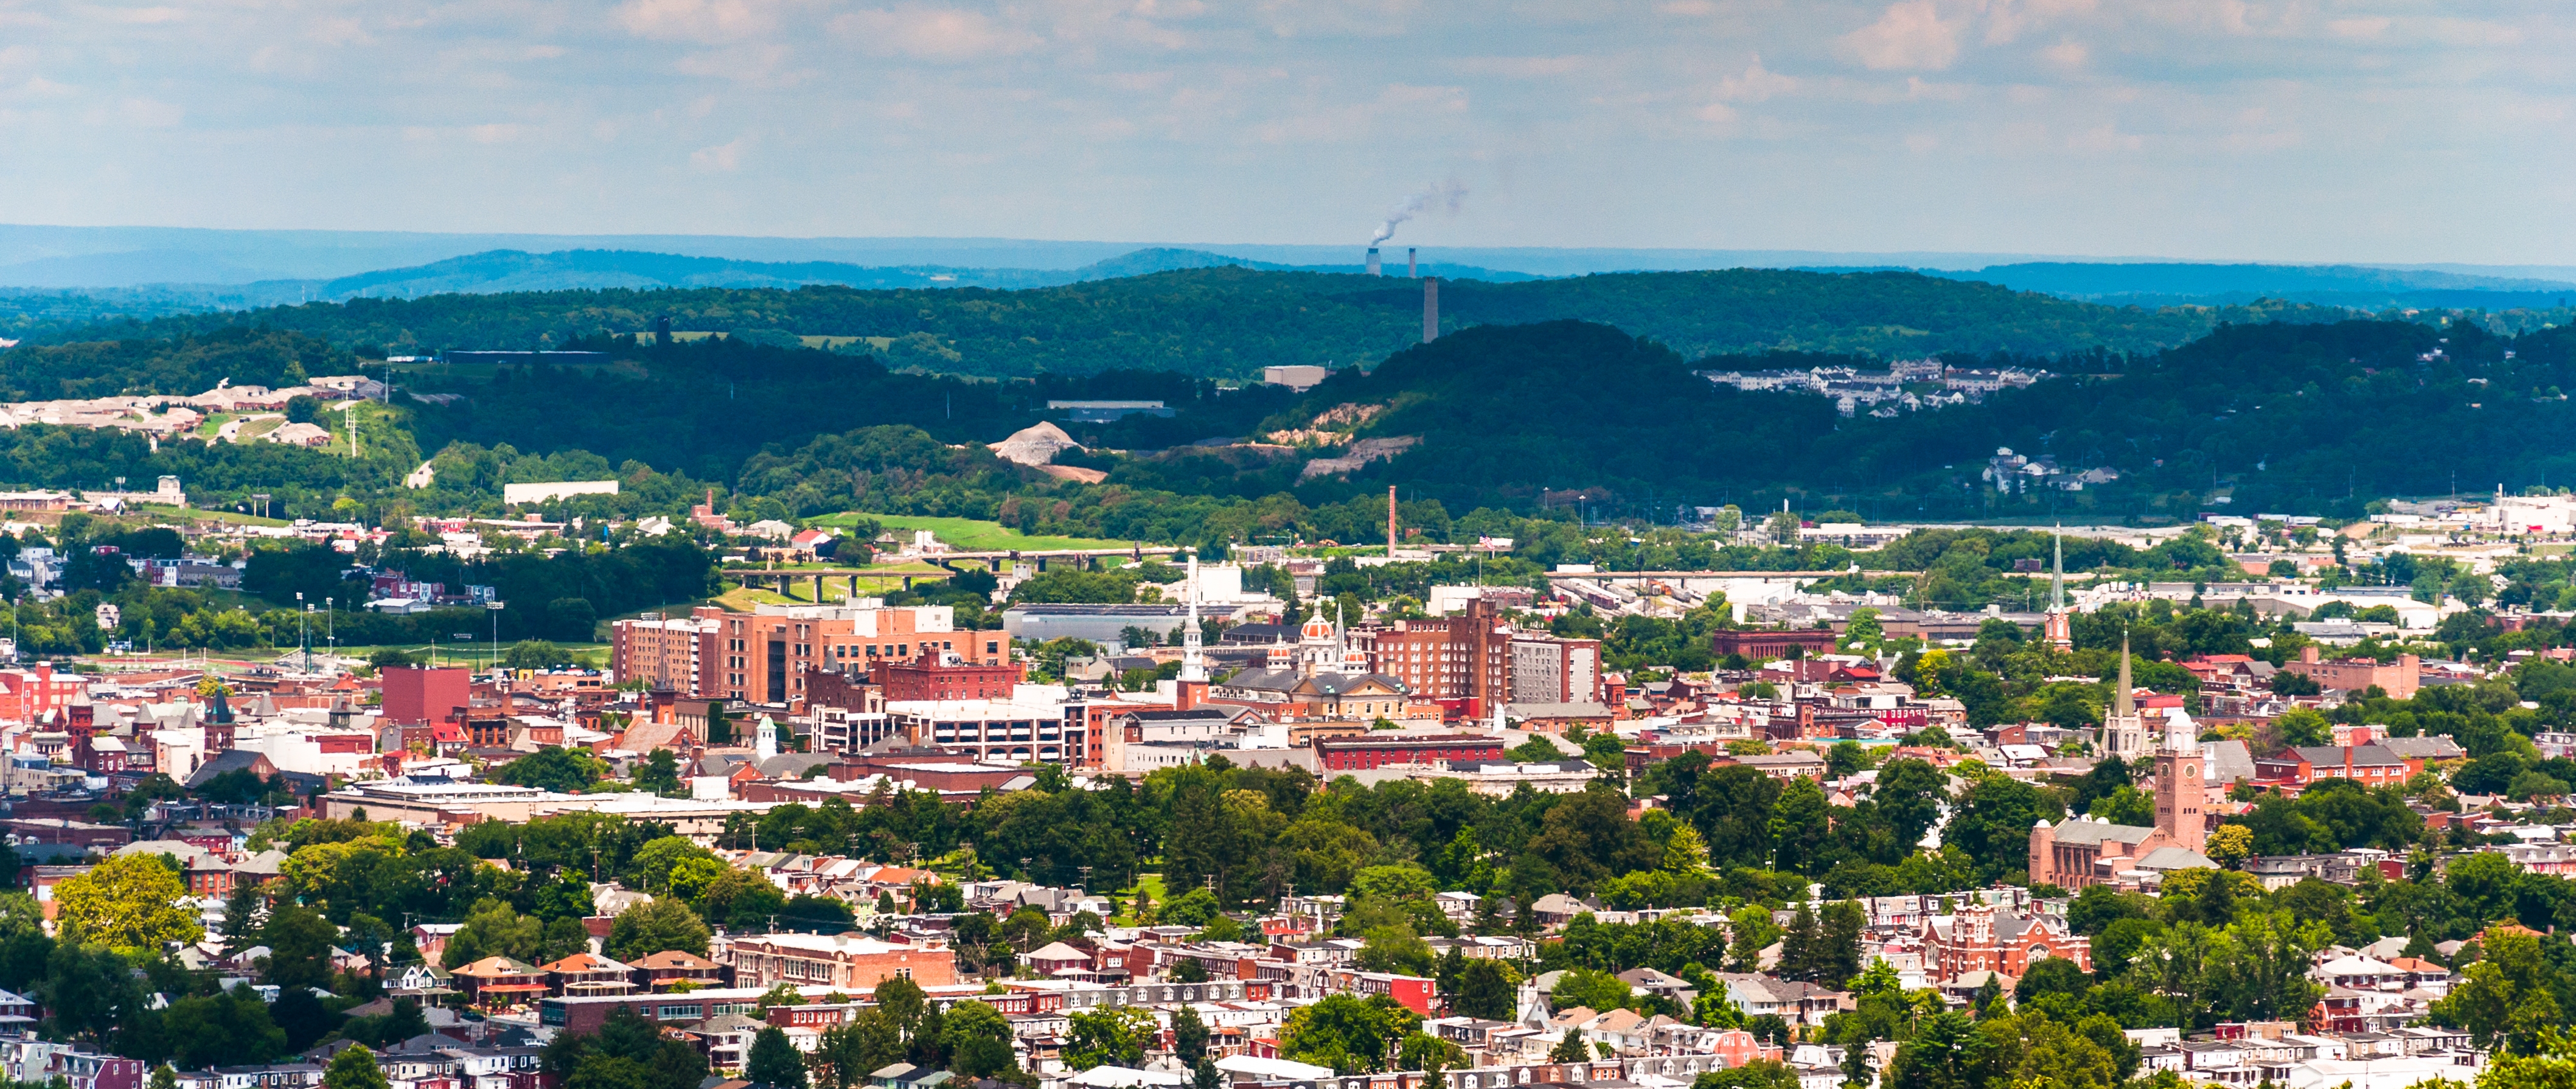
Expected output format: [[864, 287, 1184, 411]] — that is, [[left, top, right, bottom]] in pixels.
[[1116, 874, 1167, 924], [824, 513, 1135, 552]]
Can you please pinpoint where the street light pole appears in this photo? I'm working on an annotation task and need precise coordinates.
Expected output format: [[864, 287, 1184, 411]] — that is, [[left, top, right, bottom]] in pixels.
[[486, 600, 506, 673], [297, 593, 310, 674]]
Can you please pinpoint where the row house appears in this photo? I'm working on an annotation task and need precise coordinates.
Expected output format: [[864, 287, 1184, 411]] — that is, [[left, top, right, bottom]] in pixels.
[[168, 1065, 319, 1089], [2486, 843, 2576, 875]]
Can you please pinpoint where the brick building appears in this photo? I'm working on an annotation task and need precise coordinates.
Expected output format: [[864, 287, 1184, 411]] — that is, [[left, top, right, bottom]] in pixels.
[[2253, 743, 2412, 789], [1710, 629, 1836, 661], [2030, 655, 2214, 889], [1314, 732, 1505, 772], [0, 665, 86, 725], [1364, 599, 1512, 719], [611, 612, 714, 694], [613, 604, 1008, 705], [2283, 646, 2421, 700], [877, 651, 1026, 703], [381, 666, 473, 726], [1919, 903, 2091, 984], [726, 933, 957, 991]]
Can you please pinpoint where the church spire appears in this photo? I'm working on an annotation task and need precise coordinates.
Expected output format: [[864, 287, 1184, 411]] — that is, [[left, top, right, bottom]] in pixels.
[[2044, 526, 2073, 650], [2050, 527, 2065, 612], [2113, 631, 2134, 718], [1178, 550, 1206, 684]]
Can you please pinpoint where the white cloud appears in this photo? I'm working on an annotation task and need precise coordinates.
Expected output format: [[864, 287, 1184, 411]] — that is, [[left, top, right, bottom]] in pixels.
[[1716, 57, 1796, 102], [1253, 0, 1424, 38], [1842, 2, 1960, 71], [619, 0, 776, 42], [1449, 55, 1589, 78], [691, 135, 752, 170], [834, 6, 1042, 61]]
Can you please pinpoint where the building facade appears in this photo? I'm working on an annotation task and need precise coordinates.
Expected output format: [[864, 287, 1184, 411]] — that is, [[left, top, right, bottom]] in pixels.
[[1364, 599, 1512, 718], [877, 652, 1026, 703], [1509, 634, 1604, 705], [614, 604, 1002, 705], [726, 934, 958, 991]]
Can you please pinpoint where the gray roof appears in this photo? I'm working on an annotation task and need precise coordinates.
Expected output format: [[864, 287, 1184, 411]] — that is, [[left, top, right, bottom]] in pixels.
[[185, 749, 273, 789], [2138, 847, 2218, 871], [1216, 668, 1301, 693], [2377, 736, 2463, 760], [2290, 743, 2404, 767], [2202, 739, 2257, 784]]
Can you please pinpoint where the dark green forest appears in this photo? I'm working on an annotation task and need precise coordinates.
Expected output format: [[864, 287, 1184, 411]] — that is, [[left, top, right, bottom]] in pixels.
[[22, 266, 2262, 381], [7, 270, 2576, 523]]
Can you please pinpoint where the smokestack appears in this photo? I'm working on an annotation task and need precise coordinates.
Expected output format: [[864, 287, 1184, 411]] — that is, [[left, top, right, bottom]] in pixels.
[[1407, 248, 1417, 277], [1365, 248, 1381, 276], [1422, 277, 1439, 344], [1388, 486, 1399, 558]]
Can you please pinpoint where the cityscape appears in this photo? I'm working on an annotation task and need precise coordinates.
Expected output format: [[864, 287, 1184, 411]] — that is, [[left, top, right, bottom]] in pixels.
[[2, 7, 2575, 1089]]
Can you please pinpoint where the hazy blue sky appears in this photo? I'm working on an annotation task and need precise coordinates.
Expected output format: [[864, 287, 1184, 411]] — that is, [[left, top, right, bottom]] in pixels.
[[1, 1, 2566, 262]]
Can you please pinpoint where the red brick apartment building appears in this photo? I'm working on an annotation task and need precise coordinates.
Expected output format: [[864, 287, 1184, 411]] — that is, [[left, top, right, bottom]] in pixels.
[[1365, 599, 1511, 718], [614, 604, 1010, 704]]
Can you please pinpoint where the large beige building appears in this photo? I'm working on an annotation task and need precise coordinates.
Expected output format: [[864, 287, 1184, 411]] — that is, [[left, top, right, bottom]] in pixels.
[[725, 933, 958, 990]]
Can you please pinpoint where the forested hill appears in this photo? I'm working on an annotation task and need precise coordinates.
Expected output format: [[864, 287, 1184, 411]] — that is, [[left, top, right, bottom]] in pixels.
[[0, 309, 2572, 523], [29, 266, 2291, 381], [1259, 315, 2576, 520]]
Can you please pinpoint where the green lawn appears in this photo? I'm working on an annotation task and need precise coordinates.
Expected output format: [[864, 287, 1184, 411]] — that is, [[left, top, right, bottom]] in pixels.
[[821, 513, 1137, 552]]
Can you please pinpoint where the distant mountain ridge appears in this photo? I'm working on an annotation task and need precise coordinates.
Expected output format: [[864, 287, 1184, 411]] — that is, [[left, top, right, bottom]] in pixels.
[[1938, 261, 2576, 309], [310, 246, 1540, 299]]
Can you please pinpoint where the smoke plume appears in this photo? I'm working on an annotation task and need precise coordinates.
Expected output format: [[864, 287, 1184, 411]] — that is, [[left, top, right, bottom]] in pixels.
[[1369, 179, 1468, 245]]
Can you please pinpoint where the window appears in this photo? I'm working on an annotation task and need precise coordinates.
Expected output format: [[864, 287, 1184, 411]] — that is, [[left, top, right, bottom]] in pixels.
[[658, 1004, 703, 1020]]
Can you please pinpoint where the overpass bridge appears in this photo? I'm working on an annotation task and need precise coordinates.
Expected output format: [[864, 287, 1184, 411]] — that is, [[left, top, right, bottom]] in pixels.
[[725, 544, 1189, 599]]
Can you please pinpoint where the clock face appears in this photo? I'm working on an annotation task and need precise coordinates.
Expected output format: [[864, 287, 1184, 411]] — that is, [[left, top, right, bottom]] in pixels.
[[2184, 765, 2198, 778]]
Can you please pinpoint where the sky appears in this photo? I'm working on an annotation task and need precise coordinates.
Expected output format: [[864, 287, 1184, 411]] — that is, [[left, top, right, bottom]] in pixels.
[[0, 0, 2569, 263]]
